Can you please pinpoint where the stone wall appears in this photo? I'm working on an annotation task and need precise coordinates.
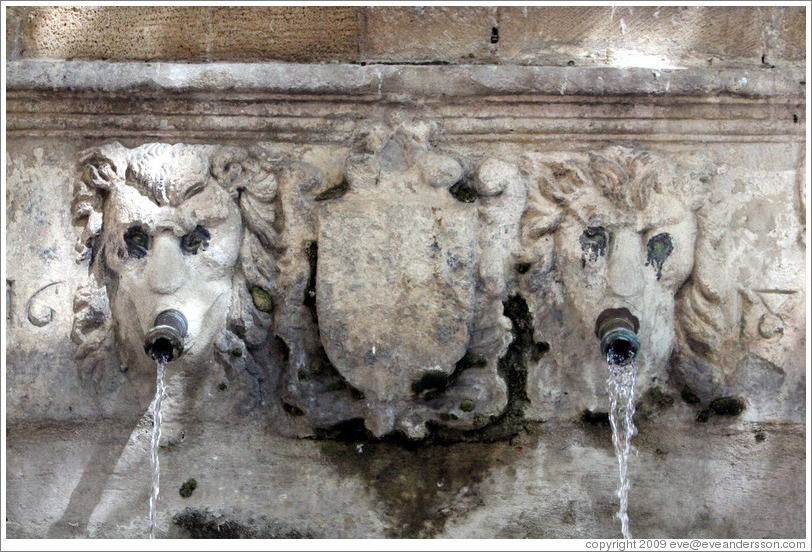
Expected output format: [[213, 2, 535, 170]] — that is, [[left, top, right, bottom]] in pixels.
[[4, 5, 808, 542], [6, 6, 806, 66]]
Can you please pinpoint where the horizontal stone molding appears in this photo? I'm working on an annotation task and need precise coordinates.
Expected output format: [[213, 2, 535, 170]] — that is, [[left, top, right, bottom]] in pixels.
[[7, 60, 806, 98], [6, 61, 805, 143]]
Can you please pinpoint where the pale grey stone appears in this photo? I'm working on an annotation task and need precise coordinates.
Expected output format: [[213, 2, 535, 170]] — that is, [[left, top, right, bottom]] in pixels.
[[4, 56, 805, 541], [519, 146, 714, 420], [5, 61, 805, 99], [281, 122, 510, 438]]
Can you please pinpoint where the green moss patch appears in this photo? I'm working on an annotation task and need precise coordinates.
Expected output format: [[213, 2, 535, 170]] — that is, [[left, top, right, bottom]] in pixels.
[[179, 478, 197, 498], [709, 396, 746, 417], [249, 286, 273, 313]]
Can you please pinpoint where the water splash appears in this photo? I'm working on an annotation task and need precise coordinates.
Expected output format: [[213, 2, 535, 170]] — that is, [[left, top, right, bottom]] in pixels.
[[607, 359, 637, 539], [149, 357, 167, 539]]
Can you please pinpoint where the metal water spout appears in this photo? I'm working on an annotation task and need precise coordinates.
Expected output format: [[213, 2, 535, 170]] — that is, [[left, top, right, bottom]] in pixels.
[[144, 309, 188, 362], [595, 307, 640, 366]]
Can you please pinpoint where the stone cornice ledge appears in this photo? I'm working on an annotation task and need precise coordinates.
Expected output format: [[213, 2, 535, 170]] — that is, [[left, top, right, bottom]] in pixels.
[[6, 60, 806, 99]]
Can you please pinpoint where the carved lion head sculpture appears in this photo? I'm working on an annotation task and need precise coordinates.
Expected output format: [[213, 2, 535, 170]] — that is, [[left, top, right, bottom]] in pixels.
[[71, 142, 310, 423], [519, 145, 713, 420]]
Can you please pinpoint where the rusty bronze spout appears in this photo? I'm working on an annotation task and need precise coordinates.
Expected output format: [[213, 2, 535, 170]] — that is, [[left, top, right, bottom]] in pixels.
[[144, 309, 188, 362], [595, 308, 640, 366]]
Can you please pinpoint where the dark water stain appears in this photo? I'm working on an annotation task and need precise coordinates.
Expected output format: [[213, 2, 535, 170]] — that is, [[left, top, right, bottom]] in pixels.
[[173, 507, 313, 538], [645, 232, 673, 280], [316, 435, 515, 538], [303, 241, 318, 323], [431, 294, 537, 443], [307, 293, 544, 537], [680, 385, 701, 405]]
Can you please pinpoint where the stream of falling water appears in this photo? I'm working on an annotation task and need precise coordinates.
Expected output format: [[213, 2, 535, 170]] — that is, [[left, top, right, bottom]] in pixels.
[[149, 358, 167, 539], [606, 359, 637, 540]]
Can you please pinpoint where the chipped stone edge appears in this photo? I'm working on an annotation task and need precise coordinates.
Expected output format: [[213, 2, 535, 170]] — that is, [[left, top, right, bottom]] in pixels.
[[5, 60, 807, 99]]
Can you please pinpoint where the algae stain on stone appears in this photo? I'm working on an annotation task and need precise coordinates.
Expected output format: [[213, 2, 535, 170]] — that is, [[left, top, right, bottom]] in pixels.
[[448, 179, 479, 203], [645, 232, 673, 280], [179, 478, 197, 498], [173, 507, 313, 538], [709, 396, 746, 417], [411, 370, 451, 400], [316, 436, 512, 538], [249, 286, 273, 313], [579, 225, 607, 268]]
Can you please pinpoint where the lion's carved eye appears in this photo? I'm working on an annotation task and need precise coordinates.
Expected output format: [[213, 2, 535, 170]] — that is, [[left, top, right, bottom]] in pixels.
[[646, 233, 673, 280], [180, 225, 210, 255], [123, 226, 149, 259], [579, 226, 607, 268]]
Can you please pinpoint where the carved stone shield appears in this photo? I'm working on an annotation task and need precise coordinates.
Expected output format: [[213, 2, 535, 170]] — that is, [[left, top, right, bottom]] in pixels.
[[316, 195, 477, 403]]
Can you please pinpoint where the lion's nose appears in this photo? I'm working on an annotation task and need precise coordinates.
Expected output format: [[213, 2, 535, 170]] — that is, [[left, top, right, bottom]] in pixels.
[[606, 229, 643, 298], [146, 233, 186, 295]]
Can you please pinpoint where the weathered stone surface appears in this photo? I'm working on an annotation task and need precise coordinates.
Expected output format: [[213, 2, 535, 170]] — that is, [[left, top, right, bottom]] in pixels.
[[5, 416, 805, 539], [10, 6, 360, 62], [7, 6, 805, 67], [5, 140, 100, 424], [317, 199, 477, 401], [361, 6, 496, 64], [277, 122, 510, 439], [7, 60, 805, 102], [673, 147, 807, 423], [496, 6, 805, 67], [5, 5, 24, 59], [761, 6, 808, 62], [519, 146, 714, 420], [4, 41, 806, 541]]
